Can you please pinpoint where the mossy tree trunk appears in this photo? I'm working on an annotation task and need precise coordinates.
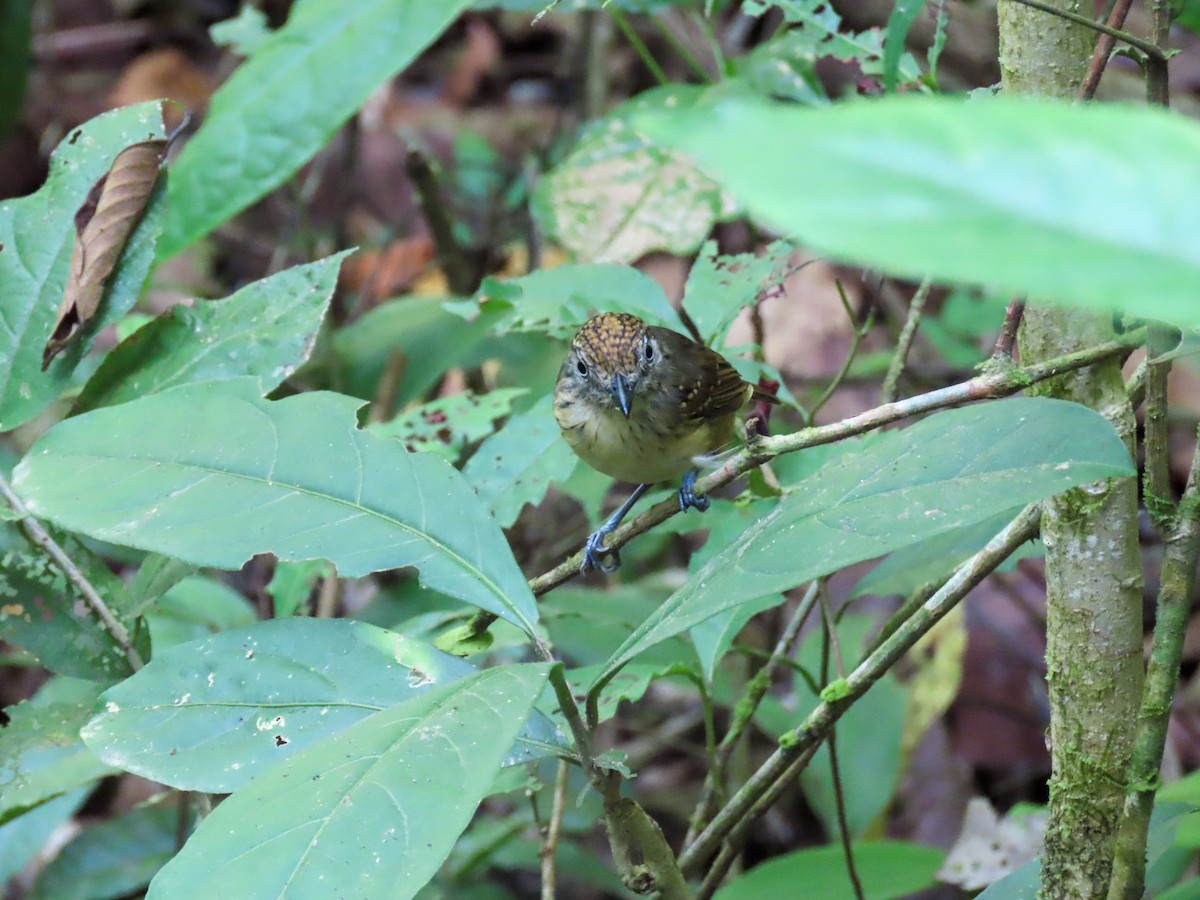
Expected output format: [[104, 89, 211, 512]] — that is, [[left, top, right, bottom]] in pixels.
[[997, 3, 1146, 898]]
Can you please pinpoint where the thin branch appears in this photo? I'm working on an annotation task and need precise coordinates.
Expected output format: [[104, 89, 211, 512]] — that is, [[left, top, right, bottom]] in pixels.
[[809, 280, 874, 423], [1107, 437, 1200, 899], [992, 296, 1025, 359], [0, 473, 143, 671], [881, 278, 932, 403], [685, 581, 821, 847], [679, 504, 1043, 877], [610, 9, 670, 85], [1005, 0, 1168, 61], [540, 759, 570, 900], [405, 148, 477, 295], [529, 332, 1141, 597], [1077, 0, 1134, 100], [1144, 325, 1176, 531]]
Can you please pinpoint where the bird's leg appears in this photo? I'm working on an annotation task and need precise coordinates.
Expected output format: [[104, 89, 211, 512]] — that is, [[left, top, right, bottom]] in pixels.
[[678, 469, 710, 513], [581, 483, 651, 574]]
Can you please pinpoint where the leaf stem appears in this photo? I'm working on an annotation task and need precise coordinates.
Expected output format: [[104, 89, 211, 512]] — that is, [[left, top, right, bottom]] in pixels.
[[881, 277, 932, 403]]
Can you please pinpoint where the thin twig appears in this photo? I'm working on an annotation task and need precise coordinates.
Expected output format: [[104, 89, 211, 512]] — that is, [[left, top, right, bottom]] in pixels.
[[611, 8, 670, 85], [881, 277, 932, 403], [529, 332, 1141, 597], [1005, 0, 1168, 61], [992, 296, 1026, 359], [679, 504, 1043, 877], [540, 759, 570, 900], [0, 473, 143, 671], [808, 280, 874, 423], [684, 581, 821, 847], [1077, 0, 1134, 100], [405, 148, 476, 295]]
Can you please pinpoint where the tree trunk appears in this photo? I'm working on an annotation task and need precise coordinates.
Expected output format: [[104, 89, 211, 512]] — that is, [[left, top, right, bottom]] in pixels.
[[997, 4, 1146, 898]]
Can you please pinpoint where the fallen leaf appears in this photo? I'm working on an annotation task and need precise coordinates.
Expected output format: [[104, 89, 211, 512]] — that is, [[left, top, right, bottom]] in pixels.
[[43, 138, 168, 368]]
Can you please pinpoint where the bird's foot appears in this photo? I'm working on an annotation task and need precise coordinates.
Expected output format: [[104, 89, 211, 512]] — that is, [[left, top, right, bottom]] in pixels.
[[581, 526, 621, 574], [678, 469, 710, 513]]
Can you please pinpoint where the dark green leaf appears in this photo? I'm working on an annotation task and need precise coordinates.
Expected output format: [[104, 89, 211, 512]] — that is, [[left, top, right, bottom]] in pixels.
[[682, 240, 795, 347], [884, 0, 927, 93], [0, 788, 88, 884], [14, 379, 539, 634], [29, 804, 177, 900], [144, 575, 257, 650]]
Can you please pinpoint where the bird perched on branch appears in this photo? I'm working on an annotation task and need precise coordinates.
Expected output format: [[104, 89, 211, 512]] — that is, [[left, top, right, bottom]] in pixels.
[[554, 312, 776, 573]]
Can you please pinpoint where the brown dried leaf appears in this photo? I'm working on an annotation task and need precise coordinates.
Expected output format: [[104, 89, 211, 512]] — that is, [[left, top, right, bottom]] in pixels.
[[43, 139, 167, 369]]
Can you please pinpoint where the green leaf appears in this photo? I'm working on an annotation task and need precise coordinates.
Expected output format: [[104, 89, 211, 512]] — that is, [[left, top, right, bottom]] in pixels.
[[14, 379, 540, 634], [0, 678, 115, 824], [84, 618, 505, 792], [146, 663, 550, 899], [682, 240, 796, 347], [591, 397, 1134, 688], [29, 803, 177, 900], [369, 388, 528, 462], [0, 102, 165, 430], [329, 296, 496, 406], [125, 553, 197, 618], [0, 787, 88, 884], [144, 575, 257, 650], [532, 85, 737, 264], [540, 580, 689, 669], [850, 507, 1041, 599], [159, 0, 472, 257], [458, 264, 684, 339], [265, 558, 332, 618], [715, 841, 943, 900], [209, 4, 272, 56], [884, 0, 927, 93], [73, 252, 350, 414], [463, 393, 579, 527], [638, 94, 1200, 325]]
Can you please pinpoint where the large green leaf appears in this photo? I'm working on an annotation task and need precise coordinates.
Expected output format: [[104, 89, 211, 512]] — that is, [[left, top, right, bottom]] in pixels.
[[0, 788, 88, 885], [159, 0, 471, 257], [73, 252, 350, 413], [82, 619, 538, 792], [13, 378, 539, 634], [716, 841, 943, 900], [146, 663, 550, 899], [638, 94, 1200, 325], [0, 102, 165, 430], [592, 397, 1133, 688]]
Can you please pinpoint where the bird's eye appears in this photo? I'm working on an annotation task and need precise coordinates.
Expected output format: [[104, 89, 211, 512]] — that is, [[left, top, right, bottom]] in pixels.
[[576, 359, 588, 377], [644, 342, 655, 361]]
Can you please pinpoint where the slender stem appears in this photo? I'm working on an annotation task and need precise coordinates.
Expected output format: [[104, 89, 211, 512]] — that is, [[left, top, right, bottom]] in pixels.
[[1077, 0, 1134, 100], [1107, 437, 1200, 899], [0, 473, 143, 671], [649, 11, 715, 83], [1005, 0, 1168, 60], [405, 148, 476, 295], [1144, 325, 1176, 531], [611, 8, 670, 85], [529, 332, 1141, 597], [691, 7, 727, 76], [579, 10, 612, 121], [540, 759, 570, 900], [678, 504, 1043, 877], [1146, 0, 1171, 107], [809, 281, 874, 422], [881, 278, 932, 403], [684, 582, 820, 847], [992, 297, 1025, 359], [827, 727, 865, 900]]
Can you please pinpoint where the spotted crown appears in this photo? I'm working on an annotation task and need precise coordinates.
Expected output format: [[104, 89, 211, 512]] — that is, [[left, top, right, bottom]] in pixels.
[[573, 313, 647, 375]]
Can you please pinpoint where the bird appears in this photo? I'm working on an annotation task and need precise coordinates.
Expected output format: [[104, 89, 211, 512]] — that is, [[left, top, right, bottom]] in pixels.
[[554, 312, 776, 574]]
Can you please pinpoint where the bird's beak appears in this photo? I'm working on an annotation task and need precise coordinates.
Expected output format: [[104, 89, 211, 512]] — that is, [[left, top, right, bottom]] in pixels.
[[612, 374, 633, 419]]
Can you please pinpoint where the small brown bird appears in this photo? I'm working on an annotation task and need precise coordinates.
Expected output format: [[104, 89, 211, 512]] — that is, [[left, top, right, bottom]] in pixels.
[[554, 312, 775, 573]]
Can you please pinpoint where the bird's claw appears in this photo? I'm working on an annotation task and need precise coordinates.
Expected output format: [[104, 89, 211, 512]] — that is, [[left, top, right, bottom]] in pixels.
[[581, 528, 621, 574], [678, 470, 710, 513]]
